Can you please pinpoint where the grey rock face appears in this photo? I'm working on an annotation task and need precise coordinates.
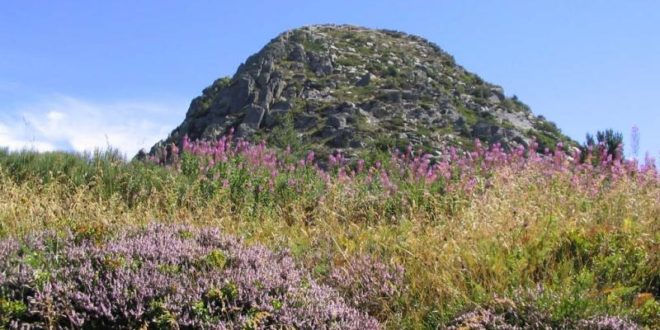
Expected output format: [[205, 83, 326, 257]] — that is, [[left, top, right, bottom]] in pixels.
[[242, 105, 266, 129], [288, 43, 307, 62], [263, 110, 287, 128], [229, 77, 255, 114], [235, 123, 255, 139], [308, 52, 333, 75], [294, 115, 318, 130], [150, 24, 573, 156], [356, 73, 376, 86], [328, 129, 355, 148], [327, 114, 347, 129]]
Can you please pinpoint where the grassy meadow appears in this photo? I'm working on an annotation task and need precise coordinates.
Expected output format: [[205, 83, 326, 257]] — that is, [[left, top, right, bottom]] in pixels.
[[0, 136, 658, 329]]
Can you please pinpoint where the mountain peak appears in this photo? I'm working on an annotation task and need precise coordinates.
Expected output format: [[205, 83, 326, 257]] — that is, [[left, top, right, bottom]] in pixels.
[[152, 25, 571, 156]]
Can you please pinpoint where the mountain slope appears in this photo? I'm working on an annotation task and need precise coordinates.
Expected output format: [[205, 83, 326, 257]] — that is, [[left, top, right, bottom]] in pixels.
[[151, 24, 572, 156]]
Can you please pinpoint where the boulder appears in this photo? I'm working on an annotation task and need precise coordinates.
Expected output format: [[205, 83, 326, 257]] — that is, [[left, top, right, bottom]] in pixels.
[[242, 105, 266, 129], [308, 52, 333, 76], [263, 110, 289, 128], [355, 73, 376, 86], [327, 114, 347, 129], [294, 115, 318, 130], [288, 43, 307, 62]]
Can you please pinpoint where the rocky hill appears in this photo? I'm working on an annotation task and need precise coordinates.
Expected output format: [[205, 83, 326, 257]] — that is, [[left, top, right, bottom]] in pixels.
[[151, 24, 572, 156]]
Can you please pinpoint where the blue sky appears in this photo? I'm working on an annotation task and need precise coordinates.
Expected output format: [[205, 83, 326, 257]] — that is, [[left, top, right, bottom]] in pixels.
[[1, 1, 658, 160]]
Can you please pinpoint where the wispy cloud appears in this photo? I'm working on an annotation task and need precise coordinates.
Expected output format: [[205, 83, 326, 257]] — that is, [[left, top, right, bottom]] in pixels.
[[0, 94, 184, 157]]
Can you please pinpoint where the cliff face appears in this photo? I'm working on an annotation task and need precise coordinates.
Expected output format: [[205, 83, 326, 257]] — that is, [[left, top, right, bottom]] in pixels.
[[152, 24, 572, 155]]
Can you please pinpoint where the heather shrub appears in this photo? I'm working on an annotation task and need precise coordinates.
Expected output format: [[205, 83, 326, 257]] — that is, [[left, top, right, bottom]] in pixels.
[[444, 292, 645, 329], [446, 307, 640, 329], [326, 255, 404, 319], [0, 224, 379, 329], [575, 315, 640, 330]]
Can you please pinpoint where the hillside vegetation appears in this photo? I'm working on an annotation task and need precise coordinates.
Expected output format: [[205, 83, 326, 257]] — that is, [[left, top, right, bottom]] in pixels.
[[0, 136, 657, 329]]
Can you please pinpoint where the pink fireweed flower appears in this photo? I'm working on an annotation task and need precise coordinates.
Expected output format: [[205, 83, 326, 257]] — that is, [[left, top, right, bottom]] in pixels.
[[449, 146, 458, 162], [365, 173, 373, 184], [357, 159, 365, 173], [338, 167, 349, 183], [425, 166, 438, 184], [319, 170, 331, 184], [182, 135, 192, 153], [170, 142, 179, 156], [306, 151, 315, 165], [286, 163, 296, 172], [464, 176, 478, 193], [329, 154, 337, 168], [379, 170, 397, 194], [147, 130, 657, 204], [437, 161, 452, 181], [474, 138, 483, 153]]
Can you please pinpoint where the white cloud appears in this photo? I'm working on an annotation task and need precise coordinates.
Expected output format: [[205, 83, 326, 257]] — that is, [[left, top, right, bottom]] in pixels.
[[0, 122, 58, 151], [0, 94, 184, 158]]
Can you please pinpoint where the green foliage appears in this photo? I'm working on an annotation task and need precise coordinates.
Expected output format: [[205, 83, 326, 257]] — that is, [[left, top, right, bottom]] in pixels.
[[635, 298, 659, 327], [221, 282, 239, 301], [156, 263, 181, 275], [456, 105, 478, 126], [372, 134, 408, 152], [583, 129, 624, 160], [470, 85, 491, 99], [146, 300, 178, 329], [0, 298, 28, 327], [302, 38, 325, 52], [203, 250, 228, 269], [0, 148, 124, 186], [530, 118, 576, 152], [181, 153, 200, 178], [496, 94, 533, 114], [192, 76, 232, 117], [268, 113, 303, 152], [386, 65, 398, 77]]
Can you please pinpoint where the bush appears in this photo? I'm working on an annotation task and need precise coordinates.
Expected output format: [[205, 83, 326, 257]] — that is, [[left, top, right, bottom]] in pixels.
[[447, 308, 640, 329], [327, 255, 404, 319], [0, 224, 379, 329], [582, 129, 625, 163], [268, 112, 303, 153]]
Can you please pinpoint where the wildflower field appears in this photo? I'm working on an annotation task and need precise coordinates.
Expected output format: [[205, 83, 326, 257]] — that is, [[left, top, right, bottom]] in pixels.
[[0, 134, 658, 329]]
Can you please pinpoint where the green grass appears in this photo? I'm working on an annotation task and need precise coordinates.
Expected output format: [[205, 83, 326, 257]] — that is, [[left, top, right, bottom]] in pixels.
[[456, 104, 479, 126]]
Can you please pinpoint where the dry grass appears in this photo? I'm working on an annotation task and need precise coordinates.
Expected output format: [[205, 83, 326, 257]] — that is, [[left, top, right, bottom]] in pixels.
[[0, 149, 658, 328]]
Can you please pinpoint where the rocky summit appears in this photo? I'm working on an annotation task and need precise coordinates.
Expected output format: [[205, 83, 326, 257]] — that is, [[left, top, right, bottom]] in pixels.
[[151, 24, 572, 156]]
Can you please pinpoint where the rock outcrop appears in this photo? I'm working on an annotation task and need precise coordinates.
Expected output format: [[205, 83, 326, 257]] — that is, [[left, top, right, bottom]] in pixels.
[[151, 24, 572, 155]]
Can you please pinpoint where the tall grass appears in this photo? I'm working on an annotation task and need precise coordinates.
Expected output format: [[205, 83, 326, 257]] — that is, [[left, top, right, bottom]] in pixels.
[[0, 138, 658, 328]]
